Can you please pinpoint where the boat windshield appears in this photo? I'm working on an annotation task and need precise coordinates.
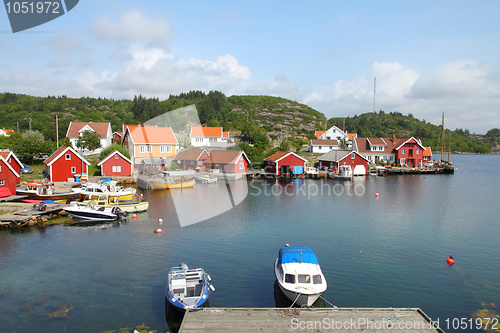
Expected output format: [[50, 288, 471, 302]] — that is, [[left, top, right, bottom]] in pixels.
[[313, 274, 322, 284], [298, 274, 311, 283], [171, 268, 185, 280], [285, 274, 295, 284]]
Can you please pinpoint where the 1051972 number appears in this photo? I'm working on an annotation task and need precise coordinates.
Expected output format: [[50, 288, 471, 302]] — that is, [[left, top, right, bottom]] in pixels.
[[5, 1, 60, 14]]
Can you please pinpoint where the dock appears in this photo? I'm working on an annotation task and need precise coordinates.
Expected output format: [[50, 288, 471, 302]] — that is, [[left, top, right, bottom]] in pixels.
[[179, 307, 444, 332]]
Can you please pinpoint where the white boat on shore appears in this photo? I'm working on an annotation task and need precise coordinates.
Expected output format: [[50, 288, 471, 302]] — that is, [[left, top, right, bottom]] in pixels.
[[165, 263, 214, 310], [274, 245, 327, 307]]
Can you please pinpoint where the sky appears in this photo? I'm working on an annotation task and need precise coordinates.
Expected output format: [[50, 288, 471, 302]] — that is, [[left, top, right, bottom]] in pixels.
[[1, 0, 499, 134]]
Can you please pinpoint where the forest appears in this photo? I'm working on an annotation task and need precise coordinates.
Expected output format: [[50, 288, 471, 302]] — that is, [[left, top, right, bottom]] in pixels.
[[0, 92, 498, 166]]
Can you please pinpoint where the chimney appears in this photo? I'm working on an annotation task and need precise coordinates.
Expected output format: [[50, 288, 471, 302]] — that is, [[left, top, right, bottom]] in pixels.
[[393, 135, 396, 143]]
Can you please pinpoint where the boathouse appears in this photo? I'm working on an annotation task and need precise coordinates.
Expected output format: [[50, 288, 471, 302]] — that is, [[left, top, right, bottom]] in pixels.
[[174, 148, 210, 171], [44, 146, 90, 182], [204, 150, 250, 174], [0, 150, 23, 184], [97, 150, 132, 177], [263, 152, 307, 176], [0, 155, 20, 196], [318, 150, 370, 175]]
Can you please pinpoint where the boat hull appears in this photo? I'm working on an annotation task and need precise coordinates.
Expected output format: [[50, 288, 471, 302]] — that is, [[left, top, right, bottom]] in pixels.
[[64, 209, 117, 221], [150, 179, 195, 190], [276, 283, 321, 307], [16, 190, 79, 201], [78, 200, 149, 213]]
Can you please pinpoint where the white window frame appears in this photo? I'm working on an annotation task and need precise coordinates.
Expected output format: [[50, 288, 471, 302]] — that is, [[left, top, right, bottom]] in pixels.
[[71, 166, 76, 173], [112, 165, 122, 173], [146, 145, 152, 153], [65, 154, 71, 160], [401, 149, 406, 154], [140, 145, 145, 153], [160, 145, 165, 153], [166, 145, 172, 153], [239, 162, 244, 169], [416, 149, 421, 154], [0, 179, 4, 186]]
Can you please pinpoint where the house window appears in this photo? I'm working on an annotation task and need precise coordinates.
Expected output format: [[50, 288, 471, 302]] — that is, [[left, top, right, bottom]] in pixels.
[[146, 145, 152, 153], [196, 138, 203, 143], [71, 167, 76, 173], [379, 146, 383, 151], [65, 154, 71, 160], [401, 149, 406, 154], [202, 152, 206, 157], [351, 153, 355, 159], [112, 166, 122, 173], [416, 149, 421, 154], [239, 162, 244, 169], [0, 165, 1, 172], [329, 146, 332, 149], [0, 179, 4, 186], [140, 145, 145, 153], [166, 146, 172, 153], [198, 160, 203, 165], [160, 146, 165, 153], [115, 154, 119, 159], [209, 138, 217, 143]]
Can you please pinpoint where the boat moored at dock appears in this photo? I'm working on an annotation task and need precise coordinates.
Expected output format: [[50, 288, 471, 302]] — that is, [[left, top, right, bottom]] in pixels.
[[274, 245, 327, 307], [166, 263, 214, 311]]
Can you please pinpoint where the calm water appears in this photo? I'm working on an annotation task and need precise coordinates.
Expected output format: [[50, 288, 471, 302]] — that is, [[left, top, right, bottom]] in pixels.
[[1, 154, 499, 333]]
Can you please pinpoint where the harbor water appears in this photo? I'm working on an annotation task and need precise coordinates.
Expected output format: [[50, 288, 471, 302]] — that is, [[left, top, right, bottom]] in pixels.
[[0, 154, 499, 332]]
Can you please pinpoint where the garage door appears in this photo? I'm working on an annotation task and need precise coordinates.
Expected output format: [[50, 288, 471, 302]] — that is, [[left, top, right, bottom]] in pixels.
[[353, 165, 366, 176]]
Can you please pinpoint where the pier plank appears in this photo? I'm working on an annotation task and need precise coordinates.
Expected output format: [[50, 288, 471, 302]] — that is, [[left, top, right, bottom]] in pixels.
[[179, 308, 444, 333]]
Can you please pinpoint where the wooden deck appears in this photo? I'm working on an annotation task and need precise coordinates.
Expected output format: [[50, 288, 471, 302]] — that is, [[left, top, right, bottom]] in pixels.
[[179, 307, 445, 332]]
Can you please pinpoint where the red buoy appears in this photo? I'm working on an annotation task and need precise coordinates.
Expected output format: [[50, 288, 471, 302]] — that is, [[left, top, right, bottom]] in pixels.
[[132, 214, 137, 219], [155, 229, 162, 234], [375, 193, 379, 198], [446, 256, 454, 265]]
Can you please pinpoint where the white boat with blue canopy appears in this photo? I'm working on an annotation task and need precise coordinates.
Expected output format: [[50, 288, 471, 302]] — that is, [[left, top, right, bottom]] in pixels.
[[274, 245, 327, 307], [165, 263, 214, 310]]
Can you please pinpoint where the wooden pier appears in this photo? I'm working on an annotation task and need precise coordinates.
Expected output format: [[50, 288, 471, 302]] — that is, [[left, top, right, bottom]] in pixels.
[[179, 307, 444, 333]]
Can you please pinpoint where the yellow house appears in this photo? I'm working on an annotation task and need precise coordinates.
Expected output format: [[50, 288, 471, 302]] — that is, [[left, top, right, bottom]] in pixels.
[[122, 125, 179, 171]]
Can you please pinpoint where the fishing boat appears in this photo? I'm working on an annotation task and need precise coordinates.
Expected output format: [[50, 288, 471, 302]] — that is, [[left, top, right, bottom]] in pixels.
[[71, 181, 136, 201], [328, 164, 353, 180], [63, 201, 128, 221], [274, 245, 327, 307], [148, 171, 195, 190], [78, 194, 149, 213], [165, 263, 214, 310], [16, 182, 79, 201]]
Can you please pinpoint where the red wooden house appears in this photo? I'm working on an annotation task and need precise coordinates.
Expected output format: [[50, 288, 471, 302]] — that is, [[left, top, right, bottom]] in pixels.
[[0, 150, 23, 184], [423, 147, 432, 162], [44, 146, 90, 182], [263, 151, 307, 176], [174, 148, 210, 170], [97, 150, 132, 177], [394, 137, 426, 167], [318, 150, 370, 175], [204, 150, 250, 173], [0, 156, 20, 197]]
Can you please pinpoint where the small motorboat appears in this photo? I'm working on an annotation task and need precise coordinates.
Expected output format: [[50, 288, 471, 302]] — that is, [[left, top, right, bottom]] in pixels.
[[78, 194, 149, 213], [274, 245, 327, 307], [328, 164, 353, 180], [63, 201, 128, 221], [165, 263, 214, 310], [16, 182, 79, 201], [71, 180, 136, 201]]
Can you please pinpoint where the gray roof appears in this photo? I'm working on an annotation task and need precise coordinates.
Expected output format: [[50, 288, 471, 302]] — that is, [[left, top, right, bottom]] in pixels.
[[318, 149, 353, 162]]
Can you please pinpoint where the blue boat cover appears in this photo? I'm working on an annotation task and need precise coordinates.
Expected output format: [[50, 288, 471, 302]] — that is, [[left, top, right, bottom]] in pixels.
[[292, 165, 303, 174], [278, 246, 319, 265]]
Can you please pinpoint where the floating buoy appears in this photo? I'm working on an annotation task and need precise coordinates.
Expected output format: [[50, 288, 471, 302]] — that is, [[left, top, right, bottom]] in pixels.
[[446, 256, 454, 265], [155, 229, 162, 234], [132, 213, 137, 219], [375, 193, 379, 198], [399, 176, 401, 179], [285, 243, 290, 247], [424, 176, 427, 179], [158, 218, 163, 224]]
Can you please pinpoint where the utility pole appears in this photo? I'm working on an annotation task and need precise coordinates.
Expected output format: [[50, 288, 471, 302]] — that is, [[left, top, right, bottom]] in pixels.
[[373, 77, 376, 113], [56, 115, 59, 148]]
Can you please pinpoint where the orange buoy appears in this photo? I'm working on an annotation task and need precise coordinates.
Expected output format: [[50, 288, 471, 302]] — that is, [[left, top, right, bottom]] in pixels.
[[375, 193, 379, 198], [155, 229, 162, 234], [446, 256, 454, 265]]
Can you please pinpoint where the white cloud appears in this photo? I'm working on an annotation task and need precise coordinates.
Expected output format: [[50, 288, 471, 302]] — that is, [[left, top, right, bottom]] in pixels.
[[91, 10, 172, 42]]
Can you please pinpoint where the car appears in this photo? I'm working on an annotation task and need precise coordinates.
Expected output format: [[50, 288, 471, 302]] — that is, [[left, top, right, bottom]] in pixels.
[[20, 163, 34, 174]]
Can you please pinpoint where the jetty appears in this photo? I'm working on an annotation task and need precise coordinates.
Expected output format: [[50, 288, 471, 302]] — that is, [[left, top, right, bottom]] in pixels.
[[179, 307, 444, 332]]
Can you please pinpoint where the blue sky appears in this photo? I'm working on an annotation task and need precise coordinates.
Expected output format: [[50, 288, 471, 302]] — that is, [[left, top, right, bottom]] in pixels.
[[1, 0, 499, 134]]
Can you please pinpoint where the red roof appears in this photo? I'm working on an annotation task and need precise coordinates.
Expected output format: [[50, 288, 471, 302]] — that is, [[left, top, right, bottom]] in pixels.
[[423, 147, 432, 157], [44, 146, 90, 166], [191, 127, 223, 137], [347, 133, 357, 139], [66, 122, 110, 137], [314, 131, 326, 138], [125, 125, 178, 144], [174, 148, 208, 161], [265, 151, 308, 163], [207, 150, 248, 164]]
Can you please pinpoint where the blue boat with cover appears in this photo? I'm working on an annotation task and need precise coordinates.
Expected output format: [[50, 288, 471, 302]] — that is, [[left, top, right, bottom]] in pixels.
[[166, 263, 215, 310], [274, 245, 327, 307]]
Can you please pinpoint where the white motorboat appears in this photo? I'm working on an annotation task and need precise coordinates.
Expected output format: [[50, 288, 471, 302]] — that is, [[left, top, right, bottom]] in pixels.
[[71, 181, 136, 201], [328, 164, 353, 180], [78, 194, 149, 213], [274, 245, 327, 307], [63, 201, 128, 221], [165, 263, 214, 310]]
